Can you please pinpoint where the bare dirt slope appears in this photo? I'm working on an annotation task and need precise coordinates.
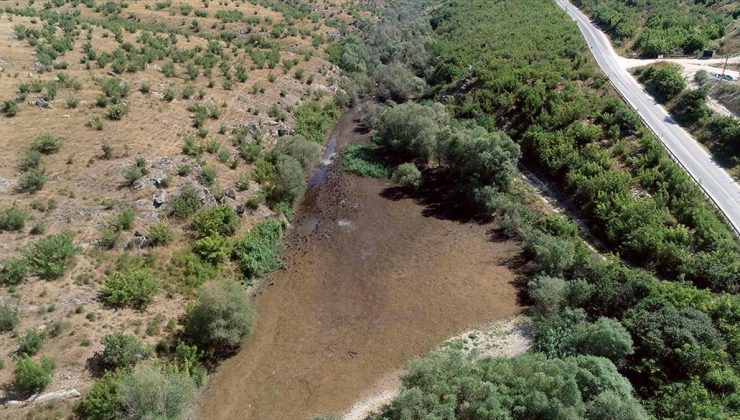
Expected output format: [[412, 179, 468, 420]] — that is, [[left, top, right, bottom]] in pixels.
[[197, 111, 524, 419]]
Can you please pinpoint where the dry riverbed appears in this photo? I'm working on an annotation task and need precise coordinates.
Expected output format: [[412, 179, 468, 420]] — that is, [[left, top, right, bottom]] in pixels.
[[197, 108, 526, 419]]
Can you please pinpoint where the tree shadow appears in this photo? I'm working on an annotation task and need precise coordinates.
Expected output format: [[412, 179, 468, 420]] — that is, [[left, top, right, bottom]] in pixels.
[[379, 168, 492, 224]]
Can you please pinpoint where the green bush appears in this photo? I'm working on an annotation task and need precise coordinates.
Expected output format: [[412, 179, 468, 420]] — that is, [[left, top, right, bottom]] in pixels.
[[2, 99, 20, 117], [119, 363, 197, 420], [101, 332, 147, 369], [169, 184, 202, 218], [576, 317, 634, 366], [341, 144, 390, 178], [391, 163, 422, 188], [191, 235, 230, 265], [17, 168, 48, 193], [294, 100, 339, 143], [105, 102, 128, 120], [102, 269, 160, 309], [1, 258, 29, 285], [0, 204, 29, 231], [167, 250, 218, 291], [270, 155, 306, 204], [528, 275, 567, 316], [231, 219, 283, 282], [0, 299, 20, 332], [190, 205, 241, 238], [273, 135, 321, 171], [20, 150, 43, 171], [79, 363, 197, 420], [78, 370, 126, 419], [17, 329, 45, 356], [184, 279, 255, 350], [148, 222, 174, 246], [373, 350, 647, 419], [14, 356, 54, 394], [635, 63, 686, 101], [113, 208, 135, 231], [25, 232, 78, 279], [30, 133, 63, 154], [122, 159, 147, 186]]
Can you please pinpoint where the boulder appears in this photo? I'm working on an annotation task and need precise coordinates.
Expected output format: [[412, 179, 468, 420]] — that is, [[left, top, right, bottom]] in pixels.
[[153, 190, 166, 207]]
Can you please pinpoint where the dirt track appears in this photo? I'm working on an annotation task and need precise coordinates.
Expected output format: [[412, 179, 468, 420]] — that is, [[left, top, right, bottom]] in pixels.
[[197, 109, 524, 419]]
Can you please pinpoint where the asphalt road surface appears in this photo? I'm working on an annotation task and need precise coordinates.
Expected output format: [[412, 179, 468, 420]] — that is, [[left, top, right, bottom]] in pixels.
[[555, 0, 740, 235]]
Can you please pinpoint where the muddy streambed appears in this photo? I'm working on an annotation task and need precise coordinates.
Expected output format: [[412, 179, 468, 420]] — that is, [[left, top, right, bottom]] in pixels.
[[197, 108, 524, 419]]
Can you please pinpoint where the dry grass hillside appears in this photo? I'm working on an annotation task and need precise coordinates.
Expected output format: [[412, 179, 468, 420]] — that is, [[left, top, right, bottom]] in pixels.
[[0, 0, 356, 417]]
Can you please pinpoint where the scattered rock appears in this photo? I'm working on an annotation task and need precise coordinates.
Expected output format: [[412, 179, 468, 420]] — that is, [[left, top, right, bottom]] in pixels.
[[132, 170, 166, 190], [236, 204, 247, 216], [0, 176, 9, 189], [3, 389, 81, 407], [153, 189, 167, 207], [225, 189, 236, 200], [129, 231, 150, 249], [35, 97, 50, 108], [34, 61, 45, 72]]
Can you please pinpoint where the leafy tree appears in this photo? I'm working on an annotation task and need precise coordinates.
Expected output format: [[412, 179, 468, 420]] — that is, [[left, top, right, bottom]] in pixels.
[[184, 279, 255, 350]]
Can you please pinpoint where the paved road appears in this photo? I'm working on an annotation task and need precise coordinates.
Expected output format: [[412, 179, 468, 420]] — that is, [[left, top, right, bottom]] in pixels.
[[555, 0, 740, 235]]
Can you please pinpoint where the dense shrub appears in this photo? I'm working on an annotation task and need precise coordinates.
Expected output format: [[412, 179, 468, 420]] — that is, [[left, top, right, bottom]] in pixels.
[[391, 163, 422, 188], [373, 351, 647, 419], [270, 155, 306, 204], [168, 250, 218, 291], [79, 363, 197, 420], [341, 144, 390, 178], [0, 299, 20, 332], [119, 364, 197, 420], [634, 63, 686, 101], [148, 222, 174, 246], [17, 168, 48, 193], [273, 135, 321, 172], [17, 329, 45, 356], [14, 356, 54, 394], [0, 204, 29, 231], [101, 332, 147, 369], [184, 279, 255, 350], [102, 269, 159, 309], [576, 317, 633, 366], [294, 101, 339, 143], [190, 205, 241, 238], [25, 232, 77, 279], [169, 184, 202, 218], [191, 235, 230, 265], [231, 219, 283, 282], [30, 133, 63, 154], [78, 370, 126, 420], [1, 257, 29, 285]]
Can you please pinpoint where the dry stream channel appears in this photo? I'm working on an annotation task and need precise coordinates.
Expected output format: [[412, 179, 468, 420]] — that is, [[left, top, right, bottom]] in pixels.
[[198, 107, 525, 419]]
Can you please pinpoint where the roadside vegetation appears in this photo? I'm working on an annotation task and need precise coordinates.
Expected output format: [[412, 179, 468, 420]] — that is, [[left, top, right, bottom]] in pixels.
[[634, 63, 740, 176], [572, 0, 738, 56], [331, 0, 740, 418]]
